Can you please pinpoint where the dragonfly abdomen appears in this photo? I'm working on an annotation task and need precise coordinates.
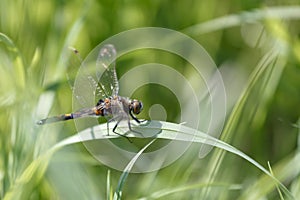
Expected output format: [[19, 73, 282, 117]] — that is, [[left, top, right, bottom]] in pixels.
[[37, 107, 105, 125], [37, 113, 74, 125]]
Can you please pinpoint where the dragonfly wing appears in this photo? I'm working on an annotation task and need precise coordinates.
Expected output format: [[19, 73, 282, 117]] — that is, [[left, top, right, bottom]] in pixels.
[[67, 47, 105, 108], [96, 44, 119, 97], [66, 47, 90, 107], [69, 44, 119, 113]]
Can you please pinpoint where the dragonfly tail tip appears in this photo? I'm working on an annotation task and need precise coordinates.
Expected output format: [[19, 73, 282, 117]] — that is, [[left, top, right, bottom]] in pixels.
[[36, 119, 45, 125]]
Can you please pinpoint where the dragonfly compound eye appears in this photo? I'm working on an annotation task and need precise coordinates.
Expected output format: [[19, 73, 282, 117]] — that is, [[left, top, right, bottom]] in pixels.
[[132, 100, 143, 114]]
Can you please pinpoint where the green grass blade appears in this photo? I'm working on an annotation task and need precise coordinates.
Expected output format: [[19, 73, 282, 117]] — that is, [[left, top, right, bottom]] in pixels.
[[107, 170, 111, 200], [3, 150, 55, 200], [0, 32, 25, 89], [183, 6, 300, 35], [201, 47, 284, 197], [138, 183, 242, 200], [113, 139, 156, 200], [238, 152, 300, 200], [268, 161, 284, 200], [6, 119, 294, 199], [61, 121, 294, 199]]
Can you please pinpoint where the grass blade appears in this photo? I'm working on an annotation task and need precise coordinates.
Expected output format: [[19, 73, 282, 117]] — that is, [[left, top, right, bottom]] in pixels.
[[113, 139, 157, 200], [4, 119, 294, 199], [0, 32, 25, 88]]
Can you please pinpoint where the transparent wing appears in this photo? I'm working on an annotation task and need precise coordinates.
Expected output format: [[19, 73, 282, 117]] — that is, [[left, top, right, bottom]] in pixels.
[[67, 47, 91, 107], [68, 47, 105, 109], [71, 44, 118, 109], [96, 44, 119, 97]]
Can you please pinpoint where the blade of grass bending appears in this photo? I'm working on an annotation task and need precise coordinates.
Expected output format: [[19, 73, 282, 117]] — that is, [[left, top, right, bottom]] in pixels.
[[183, 6, 300, 35], [268, 161, 284, 200], [6, 121, 294, 199], [202, 48, 285, 198], [74, 121, 293, 199], [138, 183, 242, 200], [113, 139, 157, 200], [238, 147, 300, 199]]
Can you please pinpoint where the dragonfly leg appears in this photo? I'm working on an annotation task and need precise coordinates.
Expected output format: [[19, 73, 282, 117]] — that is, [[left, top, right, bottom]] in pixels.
[[107, 117, 119, 136], [112, 118, 121, 133], [128, 120, 144, 137], [129, 111, 141, 123], [108, 117, 132, 142], [130, 111, 147, 123], [106, 117, 116, 136]]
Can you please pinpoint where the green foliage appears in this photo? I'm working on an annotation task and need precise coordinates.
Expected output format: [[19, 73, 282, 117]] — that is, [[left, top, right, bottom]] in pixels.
[[0, 0, 300, 199]]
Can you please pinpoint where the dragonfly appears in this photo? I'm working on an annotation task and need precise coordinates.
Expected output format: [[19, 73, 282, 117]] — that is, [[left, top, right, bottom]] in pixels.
[[37, 44, 144, 138]]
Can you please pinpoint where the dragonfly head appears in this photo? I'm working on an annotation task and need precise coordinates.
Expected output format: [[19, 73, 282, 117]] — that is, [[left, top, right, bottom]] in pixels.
[[130, 99, 143, 114]]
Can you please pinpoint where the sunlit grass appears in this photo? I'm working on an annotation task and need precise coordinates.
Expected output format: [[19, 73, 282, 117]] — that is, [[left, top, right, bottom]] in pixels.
[[0, 1, 300, 200]]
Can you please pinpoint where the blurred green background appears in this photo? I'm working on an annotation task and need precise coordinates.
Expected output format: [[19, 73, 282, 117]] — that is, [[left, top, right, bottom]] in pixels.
[[1, 0, 300, 199]]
